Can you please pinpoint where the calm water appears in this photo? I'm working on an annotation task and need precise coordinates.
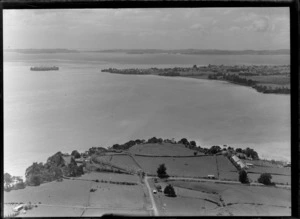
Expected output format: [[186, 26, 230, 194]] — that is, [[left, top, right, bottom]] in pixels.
[[4, 52, 290, 177]]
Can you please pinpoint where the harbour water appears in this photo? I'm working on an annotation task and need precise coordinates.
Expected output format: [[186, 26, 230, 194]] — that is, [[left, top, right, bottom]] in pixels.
[[4, 52, 290, 178]]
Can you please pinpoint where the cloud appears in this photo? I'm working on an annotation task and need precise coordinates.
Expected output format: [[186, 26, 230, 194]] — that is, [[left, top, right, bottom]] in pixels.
[[190, 23, 204, 31], [250, 17, 270, 32]]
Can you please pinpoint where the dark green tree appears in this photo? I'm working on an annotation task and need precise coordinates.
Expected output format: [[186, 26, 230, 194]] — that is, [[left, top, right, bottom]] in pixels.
[[164, 184, 176, 197], [190, 141, 196, 147], [258, 173, 273, 185], [157, 164, 168, 178], [29, 175, 42, 186], [239, 170, 249, 184], [71, 150, 81, 159]]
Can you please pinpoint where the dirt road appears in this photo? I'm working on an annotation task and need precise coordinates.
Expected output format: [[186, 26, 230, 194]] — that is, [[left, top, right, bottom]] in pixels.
[[144, 175, 159, 216]]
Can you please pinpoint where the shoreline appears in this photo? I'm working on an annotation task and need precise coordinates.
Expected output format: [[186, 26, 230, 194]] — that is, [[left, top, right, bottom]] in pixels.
[[101, 64, 290, 95]]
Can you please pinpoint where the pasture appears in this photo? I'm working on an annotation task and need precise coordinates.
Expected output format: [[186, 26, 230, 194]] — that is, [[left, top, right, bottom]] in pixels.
[[247, 173, 291, 185], [216, 155, 239, 181], [167, 180, 291, 216], [134, 156, 218, 177], [128, 143, 200, 156]]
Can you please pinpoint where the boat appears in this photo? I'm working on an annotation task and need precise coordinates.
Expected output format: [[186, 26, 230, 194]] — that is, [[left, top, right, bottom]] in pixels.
[[30, 66, 59, 71]]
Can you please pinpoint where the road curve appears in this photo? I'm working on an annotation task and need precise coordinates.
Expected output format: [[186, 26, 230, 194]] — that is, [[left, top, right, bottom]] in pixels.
[[144, 176, 159, 216]]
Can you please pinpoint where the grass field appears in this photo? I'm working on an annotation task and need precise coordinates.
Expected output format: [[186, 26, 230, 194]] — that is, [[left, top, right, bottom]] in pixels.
[[167, 180, 291, 216], [4, 179, 91, 206], [79, 172, 140, 183], [216, 155, 239, 181], [247, 173, 291, 185], [134, 156, 218, 177], [4, 172, 148, 217], [128, 143, 200, 156], [110, 155, 141, 172], [88, 182, 145, 209], [247, 166, 290, 176]]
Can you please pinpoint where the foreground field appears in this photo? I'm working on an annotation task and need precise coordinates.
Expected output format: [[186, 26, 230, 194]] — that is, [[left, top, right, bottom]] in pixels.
[[166, 180, 290, 216], [4, 172, 149, 217], [128, 143, 201, 156]]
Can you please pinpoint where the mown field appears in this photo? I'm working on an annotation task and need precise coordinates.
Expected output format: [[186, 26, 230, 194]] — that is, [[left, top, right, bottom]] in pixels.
[[167, 180, 291, 216], [79, 172, 140, 184], [216, 155, 239, 181], [4, 179, 91, 206], [88, 182, 145, 209], [134, 156, 218, 177], [128, 143, 200, 156], [246, 166, 290, 176], [4, 172, 148, 217], [110, 155, 141, 172]]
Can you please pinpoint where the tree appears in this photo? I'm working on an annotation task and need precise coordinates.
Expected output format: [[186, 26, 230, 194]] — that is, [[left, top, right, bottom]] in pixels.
[[157, 164, 168, 178], [190, 141, 196, 148], [208, 145, 221, 154], [235, 148, 243, 153], [4, 173, 12, 188], [164, 184, 176, 197], [179, 138, 189, 146], [29, 175, 42, 186], [239, 170, 249, 184], [71, 150, 81, 159], [258, 173, 273, 185]]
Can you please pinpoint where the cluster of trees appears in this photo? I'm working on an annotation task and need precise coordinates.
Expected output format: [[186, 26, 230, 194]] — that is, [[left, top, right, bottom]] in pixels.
[[87, 147, 107, 156], [208, 73, 256, 86], [253, 85, 290, 94], [158, 72, 180, 76], [25, 152, 84, 186], [4, 173, 26, 192], [222, 74, 257, 86], [235, 147, 259, 160]]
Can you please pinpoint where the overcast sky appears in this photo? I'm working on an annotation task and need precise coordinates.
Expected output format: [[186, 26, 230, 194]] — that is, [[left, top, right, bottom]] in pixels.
[[4, 8, 290, 50]]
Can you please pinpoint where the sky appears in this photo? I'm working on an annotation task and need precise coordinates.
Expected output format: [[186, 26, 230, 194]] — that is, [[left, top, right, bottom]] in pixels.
[[4, 8, 290, 50]]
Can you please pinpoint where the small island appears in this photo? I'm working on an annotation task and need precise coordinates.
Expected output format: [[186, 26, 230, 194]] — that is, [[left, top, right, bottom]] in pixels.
[[102, 64, 290, 94], [30, 66, 59, 71], [4, 137, 291, 217]]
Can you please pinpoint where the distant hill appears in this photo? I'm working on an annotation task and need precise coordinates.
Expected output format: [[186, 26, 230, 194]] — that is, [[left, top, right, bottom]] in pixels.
[[89, 49, 290, 55], [5, 49, 80, 54]]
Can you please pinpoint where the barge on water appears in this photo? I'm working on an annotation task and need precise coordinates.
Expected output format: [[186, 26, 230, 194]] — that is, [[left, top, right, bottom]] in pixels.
[[30, 66, 59, 71]]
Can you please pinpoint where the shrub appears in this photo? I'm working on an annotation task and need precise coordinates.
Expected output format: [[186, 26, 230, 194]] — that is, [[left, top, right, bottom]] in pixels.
[[239, 170, 249, 184], [258, 173, 273, 185], [164, 184, 176, 197]]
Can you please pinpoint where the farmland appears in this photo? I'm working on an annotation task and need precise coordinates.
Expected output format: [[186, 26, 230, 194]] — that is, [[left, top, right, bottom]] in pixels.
[[128, 143, 201, 156], [134, 156, 219, 177], [247, 173, 291, 185], [94, 154, 141, 173], [4, 143, 291, 216], [216, 155, 239, 181], [4, 172, 150, 217], [166, 180, 291, 216]]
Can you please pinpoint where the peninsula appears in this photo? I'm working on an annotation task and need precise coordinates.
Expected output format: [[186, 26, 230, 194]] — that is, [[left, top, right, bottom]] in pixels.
[[102, 64, 290, 94]]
